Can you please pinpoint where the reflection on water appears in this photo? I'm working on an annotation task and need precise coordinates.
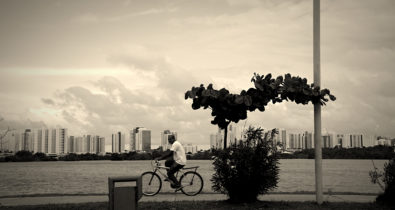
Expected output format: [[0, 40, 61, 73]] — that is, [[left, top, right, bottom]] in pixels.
[[0, 159, 385, 196]]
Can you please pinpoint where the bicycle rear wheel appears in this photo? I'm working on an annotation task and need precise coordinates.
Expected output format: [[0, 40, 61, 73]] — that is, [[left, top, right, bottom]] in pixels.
[[141, 171, 162, 196], [179, 171, 203, 196]]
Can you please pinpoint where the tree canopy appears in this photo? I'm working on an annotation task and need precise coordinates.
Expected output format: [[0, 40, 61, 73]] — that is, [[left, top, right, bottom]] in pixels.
[[185, 73, 336, 148]]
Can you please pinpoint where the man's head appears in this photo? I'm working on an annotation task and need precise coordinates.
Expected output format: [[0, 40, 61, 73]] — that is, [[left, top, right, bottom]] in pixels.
[[168, 134, 176, 144]]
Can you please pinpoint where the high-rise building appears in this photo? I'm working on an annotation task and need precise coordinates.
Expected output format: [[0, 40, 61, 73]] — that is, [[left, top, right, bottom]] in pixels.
[[9, 128, 68, 155], [44, 129, 49, 153], [350, 134, 363, 148], [303, 131, 313, 149], [288, 133, 303, 149], [130, 128, 138, 151], [131, 127, 151, 152], [75, 136, 83, 153], [131, 127, 153, 152], [48, 128, 68, 154], [322, 133, 335, 148], [112, 132, 125, 153], [68, 136, 75, 153], [22, 129, 34, 152], [228, 124, 237, 146], [34, 129, 43, 153], [377, 138, 392, 146], [210, 128, 223, 149], [335, 134, 363, 148], [184, 144, 198, 154], [67, 134, 105, 154], [363, 135, 376, 147], [141, 129, 151, 152], [98, 137, 106, 154]]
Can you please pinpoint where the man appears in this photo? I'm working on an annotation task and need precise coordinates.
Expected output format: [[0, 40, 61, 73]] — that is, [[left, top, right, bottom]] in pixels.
[[155, 134, 186, 189]]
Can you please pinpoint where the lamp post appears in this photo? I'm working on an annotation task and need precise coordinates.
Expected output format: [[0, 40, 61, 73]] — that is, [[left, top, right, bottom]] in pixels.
[[313, 0, 323, 205]]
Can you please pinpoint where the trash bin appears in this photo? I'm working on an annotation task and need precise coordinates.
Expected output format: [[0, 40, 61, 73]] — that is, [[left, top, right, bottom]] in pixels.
[[108, 176, 142, 210]]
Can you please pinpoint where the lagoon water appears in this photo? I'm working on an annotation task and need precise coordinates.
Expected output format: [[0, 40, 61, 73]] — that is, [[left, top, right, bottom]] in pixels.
[[0, 159, 385, 197]]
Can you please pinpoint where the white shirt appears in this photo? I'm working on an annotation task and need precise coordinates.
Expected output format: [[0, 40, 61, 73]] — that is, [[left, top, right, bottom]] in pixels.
[[170, 141, 187, 165]]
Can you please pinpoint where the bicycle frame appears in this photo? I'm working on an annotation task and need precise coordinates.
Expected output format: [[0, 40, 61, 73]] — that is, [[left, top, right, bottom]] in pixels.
[[142, 160, 204, 196], [151, 160, 199, 182]]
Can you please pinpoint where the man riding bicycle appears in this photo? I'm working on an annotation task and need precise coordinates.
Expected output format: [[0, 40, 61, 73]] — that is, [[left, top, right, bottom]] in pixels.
[[155, 134, 186, 190]]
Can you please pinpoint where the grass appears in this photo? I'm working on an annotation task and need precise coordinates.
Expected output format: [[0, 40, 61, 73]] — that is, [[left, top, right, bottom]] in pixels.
[[0, 201, 393, 210]]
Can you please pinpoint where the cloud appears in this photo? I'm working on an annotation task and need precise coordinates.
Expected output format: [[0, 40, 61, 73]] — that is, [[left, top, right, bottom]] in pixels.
[[41, 98, 55, 105], [42, 74, 216, 145], [0, 118, 47, 131], [73, 7, 178, 24], [107, 49, 208, 99]]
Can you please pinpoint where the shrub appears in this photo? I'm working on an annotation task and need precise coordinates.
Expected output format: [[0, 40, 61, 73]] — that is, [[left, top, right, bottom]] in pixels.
[[14, 150, 34, 161], [370, 157, 395, 206], [211, 126, 279, 203]]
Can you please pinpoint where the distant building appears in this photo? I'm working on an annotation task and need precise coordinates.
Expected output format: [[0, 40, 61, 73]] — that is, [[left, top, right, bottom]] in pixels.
[[184, 144, 198, 154], [8, 128, 68, 155], [211, 123, 243, 149], [22, 129, 34, 152], [99, 137, 105, 154], [377, 138, 392, 146], [322, 133, 335, 148], [288, 133, 303, 149], [130, 128, 138, 151], [210, 128, 223, 149], [131, 127, 151, 152], [68, 136, 75, 153], [112, 132, 125, 153], [276, 128, 287, 150], [63, 134, 106, 154], [363, 135, 376, 147], [75, 136, 83, 153], [304, 132, 313, 149]]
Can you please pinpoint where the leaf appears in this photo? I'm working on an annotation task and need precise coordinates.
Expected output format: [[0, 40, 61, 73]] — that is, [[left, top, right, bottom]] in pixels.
[[235, 95, 244, 104], [244, 96, 252, 106], [202, 90, 210, 96], [329, 95, 336, 101], [255, 81, 264, 91]]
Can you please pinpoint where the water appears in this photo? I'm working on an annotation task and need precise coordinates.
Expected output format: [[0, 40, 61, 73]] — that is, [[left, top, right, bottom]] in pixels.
[[0, 159, 385, 197]]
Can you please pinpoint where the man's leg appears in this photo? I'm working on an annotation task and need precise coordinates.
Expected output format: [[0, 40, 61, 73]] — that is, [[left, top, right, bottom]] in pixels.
[[167, 162, 184, 187]]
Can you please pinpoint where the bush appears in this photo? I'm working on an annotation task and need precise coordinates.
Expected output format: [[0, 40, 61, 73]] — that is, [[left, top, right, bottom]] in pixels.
[[211, 126, 279, 203], [370, 157, 395, 205], [14, 150, 35, 161]]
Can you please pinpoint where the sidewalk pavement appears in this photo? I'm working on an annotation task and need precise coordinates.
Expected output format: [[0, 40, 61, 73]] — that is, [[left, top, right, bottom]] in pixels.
[[0, 193, 377, 206]]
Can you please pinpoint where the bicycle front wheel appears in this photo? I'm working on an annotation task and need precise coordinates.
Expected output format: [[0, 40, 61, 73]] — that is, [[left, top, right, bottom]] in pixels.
[[179, 171, 203, 196], [141, 171, 162, 196]]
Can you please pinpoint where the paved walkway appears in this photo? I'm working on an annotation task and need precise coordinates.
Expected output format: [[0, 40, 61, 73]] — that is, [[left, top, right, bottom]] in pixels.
[[0, 193, 377, 206]]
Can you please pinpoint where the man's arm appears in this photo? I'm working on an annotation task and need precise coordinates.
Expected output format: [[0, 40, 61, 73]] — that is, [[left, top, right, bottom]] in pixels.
[[156, 150, 174, 160]]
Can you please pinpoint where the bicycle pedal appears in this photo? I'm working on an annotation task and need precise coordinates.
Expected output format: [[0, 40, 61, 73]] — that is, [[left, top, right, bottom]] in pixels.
[[174, 186, 183, 192]]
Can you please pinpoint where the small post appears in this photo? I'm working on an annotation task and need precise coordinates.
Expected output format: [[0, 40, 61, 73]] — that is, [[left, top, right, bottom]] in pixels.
[[313, 0, 323, 205]]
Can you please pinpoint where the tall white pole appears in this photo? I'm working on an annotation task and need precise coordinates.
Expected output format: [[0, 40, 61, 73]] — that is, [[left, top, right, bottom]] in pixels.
[[314, 0, 323, 205]]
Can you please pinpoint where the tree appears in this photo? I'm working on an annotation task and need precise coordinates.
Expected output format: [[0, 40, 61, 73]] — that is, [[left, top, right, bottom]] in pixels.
[[185, 84, 251, 148], [185, 73, 336, 148]]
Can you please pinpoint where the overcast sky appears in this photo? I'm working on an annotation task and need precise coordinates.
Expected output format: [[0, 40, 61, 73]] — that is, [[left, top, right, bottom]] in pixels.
[[1, 0, 394, 148]]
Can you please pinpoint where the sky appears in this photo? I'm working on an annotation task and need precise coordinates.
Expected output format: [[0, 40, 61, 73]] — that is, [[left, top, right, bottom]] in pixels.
[[0, 0, 394, 149]]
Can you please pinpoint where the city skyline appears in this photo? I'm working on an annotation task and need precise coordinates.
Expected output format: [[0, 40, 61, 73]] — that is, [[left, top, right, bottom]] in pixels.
[[1, 0, 395, 148], [1, 125, 392, 155]]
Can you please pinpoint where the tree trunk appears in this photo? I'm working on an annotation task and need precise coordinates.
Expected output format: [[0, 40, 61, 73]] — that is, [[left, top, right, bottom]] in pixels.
[[223, 122, 230, 149], [224, 126, 228, 149]]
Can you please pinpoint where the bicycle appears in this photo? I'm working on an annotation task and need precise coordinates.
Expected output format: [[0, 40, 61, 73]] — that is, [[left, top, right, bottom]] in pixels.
[[141, 160, 204, 196]]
